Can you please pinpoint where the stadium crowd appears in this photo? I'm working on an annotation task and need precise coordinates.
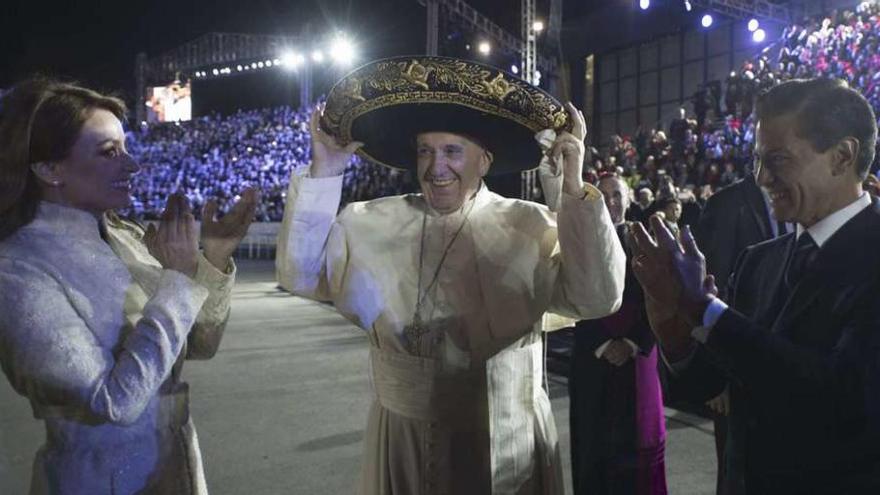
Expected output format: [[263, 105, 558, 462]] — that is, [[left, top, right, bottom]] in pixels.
[[591, 1, 880, 220], [121, 2, 880, 222], [122, 105, 413, 221]]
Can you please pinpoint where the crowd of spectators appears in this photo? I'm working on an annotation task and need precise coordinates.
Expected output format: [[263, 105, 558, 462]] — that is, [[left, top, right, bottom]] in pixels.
[[122, 105, 413, 222], [593, 1, 880, 219], [118, 2, 880, 222]]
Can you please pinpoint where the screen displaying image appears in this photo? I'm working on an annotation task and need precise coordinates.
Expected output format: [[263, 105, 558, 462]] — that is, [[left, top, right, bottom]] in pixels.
[[145, 79, 192, 123]]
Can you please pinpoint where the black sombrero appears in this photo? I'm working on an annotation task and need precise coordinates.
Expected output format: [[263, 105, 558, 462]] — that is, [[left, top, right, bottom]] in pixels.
[[321, 56, 571, 175]]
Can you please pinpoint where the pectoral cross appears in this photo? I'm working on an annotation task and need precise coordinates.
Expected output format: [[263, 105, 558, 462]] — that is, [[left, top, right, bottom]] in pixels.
[[404, 308, 430, 354]]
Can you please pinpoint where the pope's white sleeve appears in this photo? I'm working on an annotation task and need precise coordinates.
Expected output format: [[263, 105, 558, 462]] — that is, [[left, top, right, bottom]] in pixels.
[[275, 173, 345, 300], [549, 187, 626, 320]]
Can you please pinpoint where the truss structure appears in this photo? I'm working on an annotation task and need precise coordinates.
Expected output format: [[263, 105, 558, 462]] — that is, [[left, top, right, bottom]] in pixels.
[[521, 0, 538, 200], [419, 0, 557, 70], [135, 32, 301, 122]]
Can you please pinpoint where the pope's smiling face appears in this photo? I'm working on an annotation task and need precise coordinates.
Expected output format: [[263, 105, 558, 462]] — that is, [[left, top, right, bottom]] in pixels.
[[415, 132, 492, 214]]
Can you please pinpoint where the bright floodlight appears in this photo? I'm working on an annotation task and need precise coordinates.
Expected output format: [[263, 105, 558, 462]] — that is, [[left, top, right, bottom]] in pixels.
[[330, 37, 357, 65], [257, 61, 264, 68], [477, 41, 491, 55], [753, 28, 766, 43], [684, 0, 692, 11], [640, 0, 650, 10], [511, 64, 519, 74], [312, 50, 325, 63], [701, 14, 714, 28], [748, 18, 759, 32], [533, 20, 545, 32], [281, 52, 303, 69], [212, 68, 219, 76]]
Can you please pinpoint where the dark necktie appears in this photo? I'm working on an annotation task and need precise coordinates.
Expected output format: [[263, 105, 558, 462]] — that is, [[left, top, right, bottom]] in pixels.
[[776, 220, 788, 237], [784, 233, 818, 289]]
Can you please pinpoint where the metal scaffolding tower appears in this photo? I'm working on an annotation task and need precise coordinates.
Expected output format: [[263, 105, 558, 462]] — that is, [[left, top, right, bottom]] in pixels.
[[521, 0, 537, 84], [521, 0, 538, 201], [426, 0, 441, 55], [418, 0, 557, 71]]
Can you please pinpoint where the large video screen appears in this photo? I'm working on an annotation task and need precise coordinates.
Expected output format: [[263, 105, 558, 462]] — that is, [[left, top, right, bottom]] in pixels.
[[145, 80, 192, 123]]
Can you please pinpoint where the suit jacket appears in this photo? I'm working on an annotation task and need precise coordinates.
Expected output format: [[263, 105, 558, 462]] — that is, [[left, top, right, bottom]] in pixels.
[[673, 200, 880, 494], [694, 175, 773, 300]]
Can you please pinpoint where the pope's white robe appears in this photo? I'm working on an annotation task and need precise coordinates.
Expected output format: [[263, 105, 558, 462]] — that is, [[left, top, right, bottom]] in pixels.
[[276, 174, 626, 495]]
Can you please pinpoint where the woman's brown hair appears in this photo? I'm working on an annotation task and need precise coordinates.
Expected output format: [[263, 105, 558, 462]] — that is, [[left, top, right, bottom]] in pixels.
[[0, 78, 127, 240]]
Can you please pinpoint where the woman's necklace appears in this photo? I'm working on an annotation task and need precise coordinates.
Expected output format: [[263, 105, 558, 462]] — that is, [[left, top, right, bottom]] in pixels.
[[404, 194, 477, 354]]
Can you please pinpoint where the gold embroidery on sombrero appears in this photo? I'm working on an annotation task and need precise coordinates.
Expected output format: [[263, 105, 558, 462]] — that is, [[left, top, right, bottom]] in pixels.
[[322, 56, 570, 150]]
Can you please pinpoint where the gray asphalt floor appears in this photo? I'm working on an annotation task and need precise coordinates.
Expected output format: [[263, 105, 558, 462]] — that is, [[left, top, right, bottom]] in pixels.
[[0, 260, 716, 494]]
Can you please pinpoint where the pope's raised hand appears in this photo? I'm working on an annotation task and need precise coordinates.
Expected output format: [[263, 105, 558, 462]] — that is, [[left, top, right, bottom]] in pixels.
[[201, 187, 260, 271], [309, 103, 364, 178], [547, 102, 587, 197]]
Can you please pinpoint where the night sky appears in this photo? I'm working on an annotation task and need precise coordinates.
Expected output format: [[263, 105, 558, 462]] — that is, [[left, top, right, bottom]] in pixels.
[[1, 0, 609, 99]]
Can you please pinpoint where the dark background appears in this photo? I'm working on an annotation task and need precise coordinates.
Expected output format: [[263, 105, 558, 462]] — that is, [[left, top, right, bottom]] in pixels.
[[0, 0, 674, 106]]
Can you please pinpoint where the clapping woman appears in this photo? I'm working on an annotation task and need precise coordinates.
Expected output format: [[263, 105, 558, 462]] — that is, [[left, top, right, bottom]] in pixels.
[[0, 78, 258, 494]]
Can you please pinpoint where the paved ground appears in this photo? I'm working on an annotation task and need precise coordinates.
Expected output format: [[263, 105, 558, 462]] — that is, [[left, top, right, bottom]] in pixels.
[[0, 260, 716, 494]]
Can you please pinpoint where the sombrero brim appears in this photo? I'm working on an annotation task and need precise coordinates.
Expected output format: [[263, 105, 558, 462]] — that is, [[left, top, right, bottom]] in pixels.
[[321, 56, 571, 175], [349, 102, 544, 175]]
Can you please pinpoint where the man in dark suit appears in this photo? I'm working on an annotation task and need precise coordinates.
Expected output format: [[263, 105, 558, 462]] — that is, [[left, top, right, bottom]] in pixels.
[[694, 174, 777, 300], [569, 173, 667, 494], [630, 78, 880, 494], [693, 173, 786, 495]]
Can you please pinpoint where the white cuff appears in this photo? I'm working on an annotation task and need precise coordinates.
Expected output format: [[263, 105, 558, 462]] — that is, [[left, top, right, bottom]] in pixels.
[[594, 338, 639, 359], [691, 297, 728, 344], [594, 339, 613, 359]]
